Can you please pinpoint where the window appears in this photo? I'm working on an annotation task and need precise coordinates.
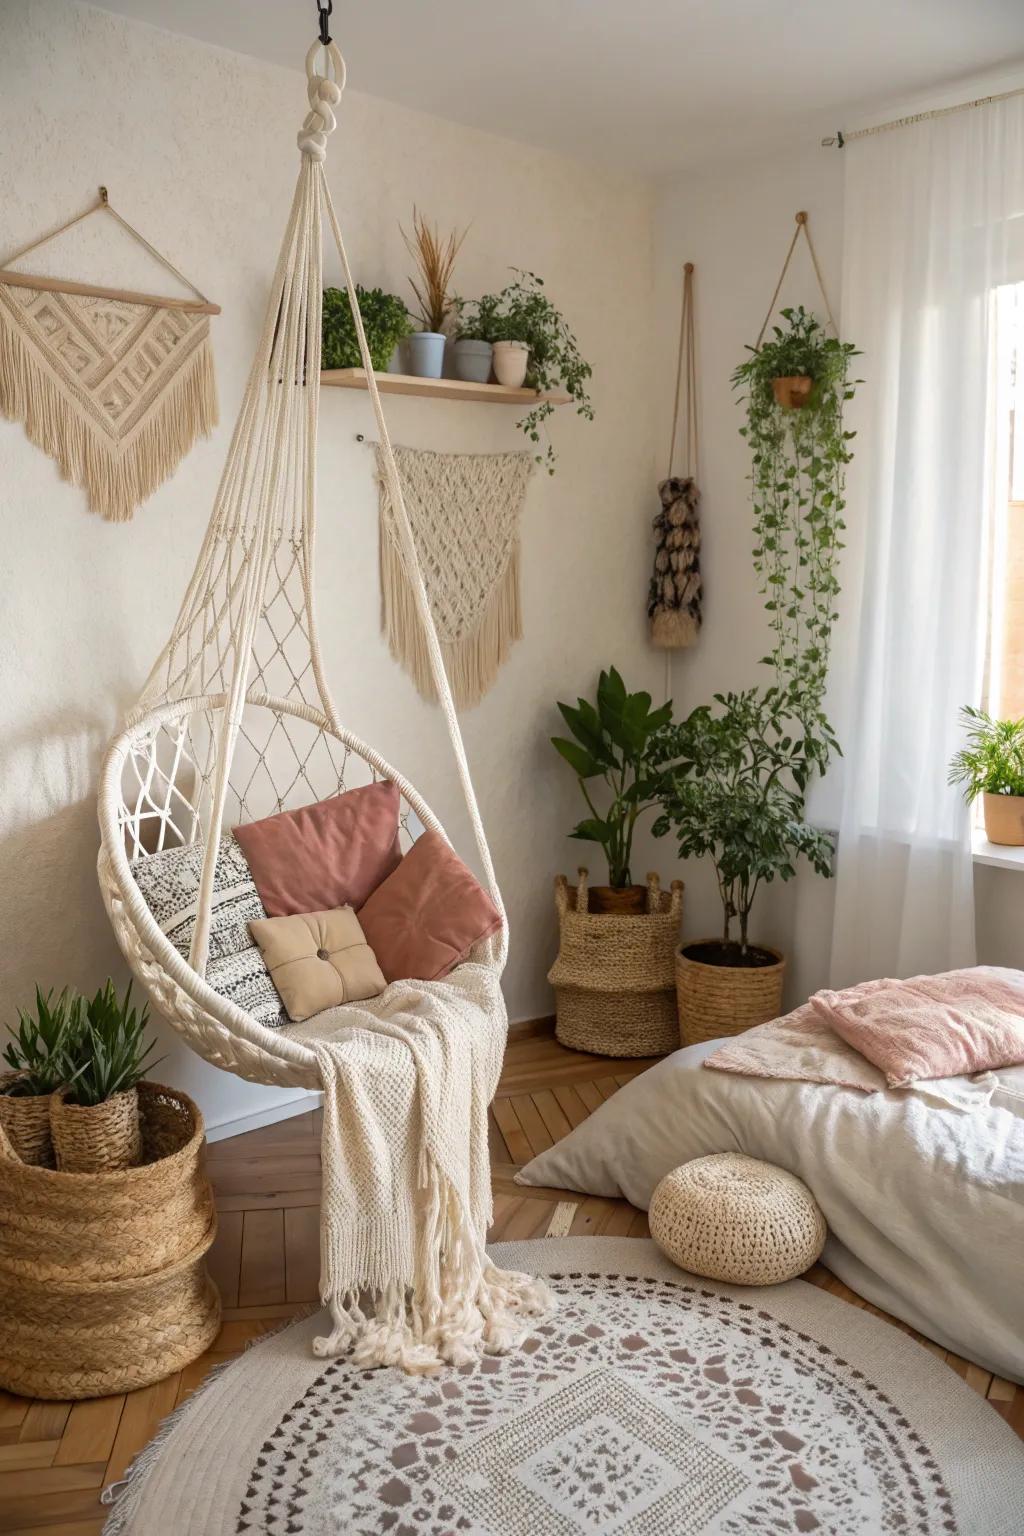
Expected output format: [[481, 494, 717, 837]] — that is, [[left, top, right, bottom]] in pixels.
[[985, 282, 1024, 720]]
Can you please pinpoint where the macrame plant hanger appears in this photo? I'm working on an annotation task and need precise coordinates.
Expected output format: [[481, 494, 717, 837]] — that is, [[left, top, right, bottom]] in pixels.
[[649, 261, 702, 674], [755, 210, 838, 349], [0, 187, 220, 522]]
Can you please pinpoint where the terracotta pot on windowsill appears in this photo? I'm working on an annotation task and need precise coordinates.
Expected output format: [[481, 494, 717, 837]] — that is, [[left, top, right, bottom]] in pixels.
[[982, 792, 1024, 846], [772, 375, 813, 409]]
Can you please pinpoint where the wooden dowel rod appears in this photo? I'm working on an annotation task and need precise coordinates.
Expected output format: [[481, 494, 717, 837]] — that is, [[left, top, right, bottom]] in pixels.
[[0, 268, 221, 316]]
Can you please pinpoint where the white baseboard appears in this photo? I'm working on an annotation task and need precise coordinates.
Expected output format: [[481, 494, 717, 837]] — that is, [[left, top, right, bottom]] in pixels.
[[205, 1090, 323, 1144]]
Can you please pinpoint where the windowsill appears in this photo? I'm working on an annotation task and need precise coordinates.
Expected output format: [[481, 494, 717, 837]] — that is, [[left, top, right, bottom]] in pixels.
[[972, 827, 1024, 871]]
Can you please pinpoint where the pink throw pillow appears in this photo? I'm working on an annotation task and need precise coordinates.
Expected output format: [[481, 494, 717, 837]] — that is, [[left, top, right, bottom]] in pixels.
[[809, 967, 1024, 1087], [357, 830, 503, 983], [233, 782, 402, 918]]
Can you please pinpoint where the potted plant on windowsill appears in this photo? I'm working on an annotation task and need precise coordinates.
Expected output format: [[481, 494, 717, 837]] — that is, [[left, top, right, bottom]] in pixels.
[[322, 284, 412, 374], [1, 987, 81, 1168], [50, 980, 160, 1173], [948, 706, 1024, 846], [455, 271, 593, 471], [401, 208, 466, 379]]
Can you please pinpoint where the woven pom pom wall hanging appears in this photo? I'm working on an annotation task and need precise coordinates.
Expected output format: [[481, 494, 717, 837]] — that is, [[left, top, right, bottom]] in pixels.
[[0, 188, 219, 522], [649, 260, 702, 650]]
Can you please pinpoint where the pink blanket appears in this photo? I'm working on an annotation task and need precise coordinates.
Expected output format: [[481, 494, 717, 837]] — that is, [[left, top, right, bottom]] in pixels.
[[706, 966, 1024, 1094]]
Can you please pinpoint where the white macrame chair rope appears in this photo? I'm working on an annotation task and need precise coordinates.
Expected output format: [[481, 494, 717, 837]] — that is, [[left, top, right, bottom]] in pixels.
[[97, 38, 507, 1086]]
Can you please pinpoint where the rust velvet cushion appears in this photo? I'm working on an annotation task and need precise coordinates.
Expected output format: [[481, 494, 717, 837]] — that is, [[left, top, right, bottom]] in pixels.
[[357, 830, 503, 983], [233, 782, 402, 918], [248, 907, 386, 1022]]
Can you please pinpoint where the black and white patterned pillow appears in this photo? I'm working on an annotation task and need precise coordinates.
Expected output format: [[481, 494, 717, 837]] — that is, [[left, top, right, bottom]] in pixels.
[[131, 837, 288, 1029]]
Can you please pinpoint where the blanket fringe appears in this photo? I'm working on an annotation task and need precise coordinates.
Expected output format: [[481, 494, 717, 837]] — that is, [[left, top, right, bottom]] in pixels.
[[0, 312, 218, 521]]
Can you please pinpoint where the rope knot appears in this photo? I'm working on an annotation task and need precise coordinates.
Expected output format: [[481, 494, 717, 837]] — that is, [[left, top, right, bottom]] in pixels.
[[298, 40, 346, 161]]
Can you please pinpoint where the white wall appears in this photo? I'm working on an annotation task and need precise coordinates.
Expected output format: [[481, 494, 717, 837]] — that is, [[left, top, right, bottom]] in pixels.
[[0, 0, 659, 1132], [654, 125, 1024, 999]]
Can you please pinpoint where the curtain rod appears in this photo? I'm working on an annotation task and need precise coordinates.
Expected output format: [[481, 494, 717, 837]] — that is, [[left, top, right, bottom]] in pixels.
[[822, 81, 1024, 147]]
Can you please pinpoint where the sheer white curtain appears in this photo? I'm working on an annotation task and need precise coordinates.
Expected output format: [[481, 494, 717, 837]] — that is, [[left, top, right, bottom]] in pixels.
[[829, 93, 1024, 986]]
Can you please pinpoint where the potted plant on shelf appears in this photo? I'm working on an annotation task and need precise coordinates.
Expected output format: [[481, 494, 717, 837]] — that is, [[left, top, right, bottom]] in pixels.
[[450, 303, 494, 385], [401, 208, 466, 378], [1, 987, 81, 1167], [948, 706, 1024, 846], [322, 284, 412, 373], [651, 306, 858, 1042], [456, 270, 593, 471], [50, 979, 160, 1173]]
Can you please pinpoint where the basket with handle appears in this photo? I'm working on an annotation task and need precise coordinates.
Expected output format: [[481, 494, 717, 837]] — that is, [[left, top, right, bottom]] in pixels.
[[548, 869, 684, 1057]]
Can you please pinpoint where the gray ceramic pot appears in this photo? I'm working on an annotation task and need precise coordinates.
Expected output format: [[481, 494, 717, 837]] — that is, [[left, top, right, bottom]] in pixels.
[[452, 338, 494, 384], [407, 331, 446, 379]]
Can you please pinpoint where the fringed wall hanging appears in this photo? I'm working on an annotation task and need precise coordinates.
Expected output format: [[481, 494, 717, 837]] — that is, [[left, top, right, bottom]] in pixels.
[[0, 188, 220, 522], [376, 444, 532, 708], [649, 260, 702, 649]]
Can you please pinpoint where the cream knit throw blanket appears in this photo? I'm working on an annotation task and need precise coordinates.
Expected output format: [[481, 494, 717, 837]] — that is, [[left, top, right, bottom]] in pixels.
[[310, 961, 554, 1372], [377, 445, 532, 709]]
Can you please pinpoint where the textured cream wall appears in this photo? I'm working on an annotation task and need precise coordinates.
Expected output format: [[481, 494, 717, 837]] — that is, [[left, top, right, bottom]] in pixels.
[[0, 0, 659, 1131]]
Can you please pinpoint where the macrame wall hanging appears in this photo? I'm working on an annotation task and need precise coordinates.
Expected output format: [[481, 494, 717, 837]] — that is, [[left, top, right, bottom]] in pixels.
[[376, 444, 532, 709], [649, 261, 702, 649], [0, 188, 220, 522]]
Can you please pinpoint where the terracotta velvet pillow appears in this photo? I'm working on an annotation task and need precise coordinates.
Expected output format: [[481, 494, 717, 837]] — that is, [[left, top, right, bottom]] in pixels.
[[357, 830, 503, 983], [233, 782, 401, 918]]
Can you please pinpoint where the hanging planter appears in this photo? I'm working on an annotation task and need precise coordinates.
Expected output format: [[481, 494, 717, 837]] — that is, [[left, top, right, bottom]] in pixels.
[[649, 262, 702, 649], [771, 375, 813, 409]]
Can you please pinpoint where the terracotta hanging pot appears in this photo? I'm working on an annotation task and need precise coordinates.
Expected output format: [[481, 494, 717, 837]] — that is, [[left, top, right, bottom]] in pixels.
[[772, 375, 813, 409]]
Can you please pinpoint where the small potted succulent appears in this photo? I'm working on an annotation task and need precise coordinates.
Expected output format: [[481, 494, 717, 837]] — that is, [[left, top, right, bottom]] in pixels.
[[401, 208, 466, 378], [50, 980, 160, 1174], [1, 987, 81, 1167], [322, 284, 412, 373], [948, 706, 1024, 846], [455, 271, 594, 471]]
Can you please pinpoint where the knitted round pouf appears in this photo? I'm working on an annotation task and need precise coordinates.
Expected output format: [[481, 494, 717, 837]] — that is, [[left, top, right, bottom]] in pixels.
[[649, 1153, 826, 1285]]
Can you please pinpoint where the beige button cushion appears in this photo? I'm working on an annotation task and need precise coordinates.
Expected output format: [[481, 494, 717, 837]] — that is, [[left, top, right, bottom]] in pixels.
[[649, 1153, 826, 1286], [248, 907, 386, 1022]]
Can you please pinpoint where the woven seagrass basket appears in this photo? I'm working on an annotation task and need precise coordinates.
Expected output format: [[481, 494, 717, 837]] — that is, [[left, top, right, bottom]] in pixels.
[[0, 1081, 220, 1400], [549, 869, 684, 1057], [675, 942, 786, 1046], [0, 1074, 55, 1168], [50, 1084, 142, 1173]]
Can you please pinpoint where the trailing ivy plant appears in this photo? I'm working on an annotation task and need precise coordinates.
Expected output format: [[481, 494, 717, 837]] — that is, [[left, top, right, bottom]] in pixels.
[[454, 270, 593, 473], [322, 285, 413, 372], [652, 307, 858, 960]]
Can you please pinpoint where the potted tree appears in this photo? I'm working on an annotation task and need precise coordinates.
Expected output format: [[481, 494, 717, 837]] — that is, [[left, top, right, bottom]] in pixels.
[[401, 208, 466, 378], [948, 706, 1024, 846], [50, 979, 160, 1173], [1, 987, 81, 1167], [322, 284, 412, 373], [456, 271, 593, 471]]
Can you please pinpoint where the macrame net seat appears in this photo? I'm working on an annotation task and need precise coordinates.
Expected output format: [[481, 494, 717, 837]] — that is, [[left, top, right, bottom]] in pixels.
[[96, 41, 507, 1093]]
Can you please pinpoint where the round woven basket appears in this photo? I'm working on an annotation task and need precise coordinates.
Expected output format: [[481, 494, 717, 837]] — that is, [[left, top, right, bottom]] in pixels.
[[0, 1075, 54, 1168], [549, 870, 683, 1057], [675, 941, 785, 1046], [50, 1084, 142, 1173], [0, 1081, 220, 1399]]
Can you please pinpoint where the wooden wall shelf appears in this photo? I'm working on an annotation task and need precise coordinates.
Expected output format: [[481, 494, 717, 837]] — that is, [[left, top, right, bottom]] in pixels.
[[320, 367, 570, 406]]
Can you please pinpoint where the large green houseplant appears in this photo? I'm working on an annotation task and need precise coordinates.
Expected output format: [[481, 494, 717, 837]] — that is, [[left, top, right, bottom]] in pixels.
[[456, 271, 593, 472], [322, 284, 412, 373], [552, 667, 671, 911], [948, 706, 1024, 847], [653, 307, 858, 1038]]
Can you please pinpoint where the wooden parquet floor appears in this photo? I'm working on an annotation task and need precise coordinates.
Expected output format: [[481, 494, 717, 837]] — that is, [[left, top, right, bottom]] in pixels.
[[3, 1027, 1021, 1533]]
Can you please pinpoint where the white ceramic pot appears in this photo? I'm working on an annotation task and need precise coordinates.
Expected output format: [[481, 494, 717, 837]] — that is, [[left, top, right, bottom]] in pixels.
[[406, 331, 446, 379], [492, 340, 529, 388]]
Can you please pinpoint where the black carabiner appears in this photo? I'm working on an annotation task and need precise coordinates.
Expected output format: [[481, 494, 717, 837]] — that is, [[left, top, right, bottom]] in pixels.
[[317, 0, 333, 46]]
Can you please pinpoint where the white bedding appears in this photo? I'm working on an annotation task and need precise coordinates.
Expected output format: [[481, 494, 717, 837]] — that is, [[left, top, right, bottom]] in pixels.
[[517, 1039, 1024, 1382]]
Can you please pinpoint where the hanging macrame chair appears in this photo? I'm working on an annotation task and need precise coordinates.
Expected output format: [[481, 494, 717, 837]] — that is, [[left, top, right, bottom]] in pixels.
[[96, 39, 507, 1094]]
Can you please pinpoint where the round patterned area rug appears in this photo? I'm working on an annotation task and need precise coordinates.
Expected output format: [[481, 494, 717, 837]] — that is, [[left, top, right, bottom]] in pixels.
[[103, 1238, 1024, 1535]]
